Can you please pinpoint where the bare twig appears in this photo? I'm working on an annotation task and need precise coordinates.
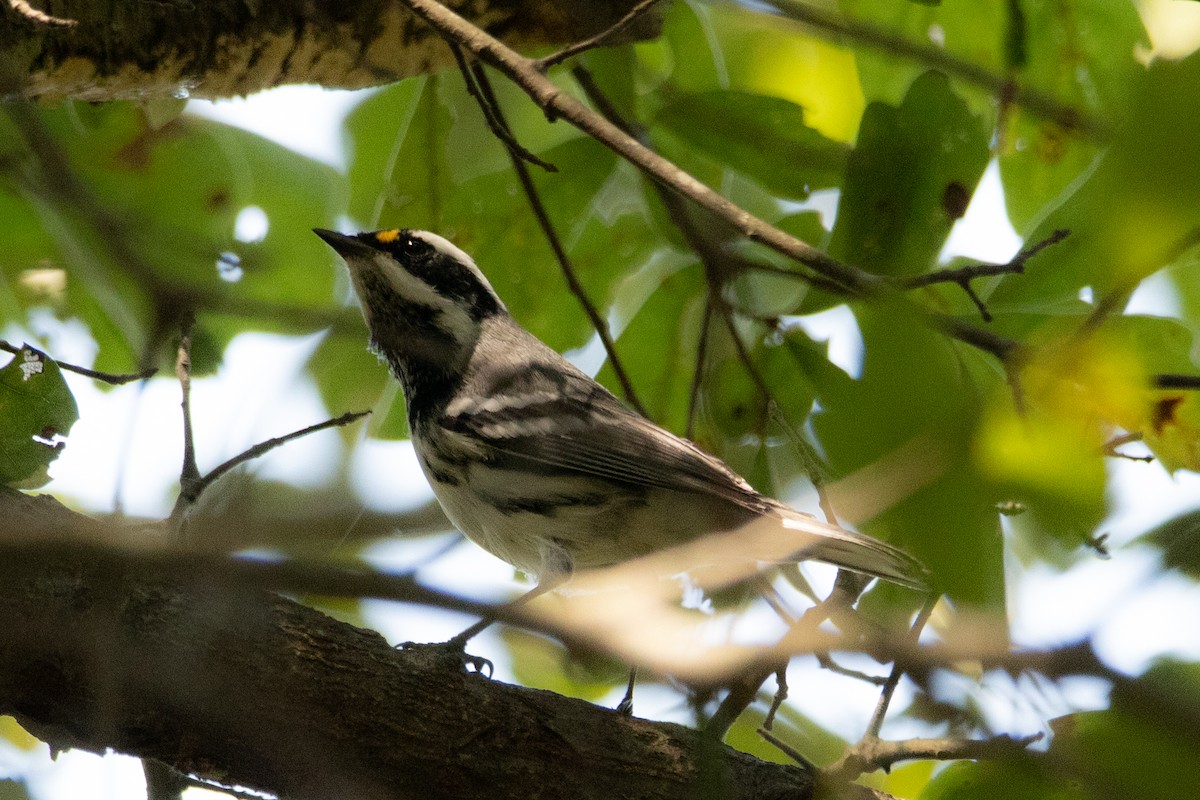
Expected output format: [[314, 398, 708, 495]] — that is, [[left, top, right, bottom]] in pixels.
[[824, 732, 1044, 783], [449, 43, 558, 172], [762, 666, 789, 730], [9, 0, 76, 26], [757, 0, 1106, 139], [900, 229, 1069, 321], [457, 56, 647, 415], [1155, 374, 1200, 390], [685, 291, 714, 440], [397, 0, 884, 296], [174, 321, 201, 511], [189, 410, 371, 502], [864, 595, 937, 739], [0, 339, 156, 385], [813, 655, 887, 686], [757, 727, 816, 771], [534, 0, 664, 72], [1102, 432, 1153, 463]]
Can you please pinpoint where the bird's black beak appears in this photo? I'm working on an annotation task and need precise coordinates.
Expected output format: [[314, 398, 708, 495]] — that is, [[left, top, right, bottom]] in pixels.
[[313, 228, 374, 257]]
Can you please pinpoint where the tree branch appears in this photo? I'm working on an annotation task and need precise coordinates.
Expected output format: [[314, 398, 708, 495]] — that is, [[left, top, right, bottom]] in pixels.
[[0, 489, 819, 800], [3, 0, 662, 101], [901, 230, 1070, 322], [0, 339, 156, 384], [534, 0, 665, 72], [398, 0, 884, 296], [453, 54, 648, 415]]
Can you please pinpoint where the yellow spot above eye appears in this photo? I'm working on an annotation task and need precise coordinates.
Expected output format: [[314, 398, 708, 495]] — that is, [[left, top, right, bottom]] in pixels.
[[375, 229, 401, 244]]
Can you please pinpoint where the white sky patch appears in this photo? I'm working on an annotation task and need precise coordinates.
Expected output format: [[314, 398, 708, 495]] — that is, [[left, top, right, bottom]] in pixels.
[[188, 85, 362, 169], [350, 438, 435, 511], [45, 331, 337, 516], [941, 159, 1023, 264]]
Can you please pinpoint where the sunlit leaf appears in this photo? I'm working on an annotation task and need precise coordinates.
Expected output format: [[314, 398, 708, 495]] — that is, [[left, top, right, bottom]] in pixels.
[[0, 346, 78, 488]]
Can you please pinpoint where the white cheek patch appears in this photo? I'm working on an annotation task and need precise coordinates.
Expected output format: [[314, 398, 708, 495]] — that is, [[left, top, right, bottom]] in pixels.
[[350, 250, 476, 343]]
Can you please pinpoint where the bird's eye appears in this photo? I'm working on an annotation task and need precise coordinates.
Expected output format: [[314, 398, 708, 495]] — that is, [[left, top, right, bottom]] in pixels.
[[400, 236, 431, 257]]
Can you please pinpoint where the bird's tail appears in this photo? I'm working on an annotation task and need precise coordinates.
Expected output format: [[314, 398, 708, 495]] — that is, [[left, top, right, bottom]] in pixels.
[[776, 507, 929, 591]]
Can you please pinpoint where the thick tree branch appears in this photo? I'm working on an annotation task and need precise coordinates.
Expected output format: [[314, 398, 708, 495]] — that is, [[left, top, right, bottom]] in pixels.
[[0, 488, 824, 800], [1, 0, 661, 101]]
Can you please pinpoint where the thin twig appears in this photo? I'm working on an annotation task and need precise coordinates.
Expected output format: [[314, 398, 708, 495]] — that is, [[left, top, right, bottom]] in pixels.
[[768, 400, 838, 525], [397, 0, 884, 296], [449, 43, 557, 172], [1102, 432, 1153, 463], [762, 666, 789, 730], [174, 320, 201, 509], [864, 594, 937, 739], [534, 0, 664, 72], [757, 0, 1106, 139], [685, 292, 714, 440], [824, 733, 1044, 783], [0, 339, 156, 385], [813, 655, 887, 686], [460, 56, 647, 415], [9, 0, 76, 26], [1155, 374, 1200, 390], [899, 229, 1069, 321], [904, 230, 1070, 291], [189, 410, 372, 502], [756, 727, 816, 771]]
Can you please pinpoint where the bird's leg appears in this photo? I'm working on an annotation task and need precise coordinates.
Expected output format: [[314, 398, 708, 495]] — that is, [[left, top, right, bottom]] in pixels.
[[440, 567, 568, 658], [616, 666, 638, 715]]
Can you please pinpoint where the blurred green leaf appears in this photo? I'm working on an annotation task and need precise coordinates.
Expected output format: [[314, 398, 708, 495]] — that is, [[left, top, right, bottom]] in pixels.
[[1048, 661, 1200, 800], [828, 71, 990, 278], [812, 305, 1004, 606], [990, 53, 1200, 313], [0, 102, 345, 374], [1144, 509, 1200, 579], [0, 780, 31, 800], [0, 346, 78, 488], [919, 757, 1077, 800], [655, 90, 849, 200], [724, 703, 847, 767], [502, 629, 626, 702], [998, 0, 1146, 232]]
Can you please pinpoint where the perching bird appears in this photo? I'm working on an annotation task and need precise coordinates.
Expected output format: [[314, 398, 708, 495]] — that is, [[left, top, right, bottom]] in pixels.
[[315, 228, 927, 602]]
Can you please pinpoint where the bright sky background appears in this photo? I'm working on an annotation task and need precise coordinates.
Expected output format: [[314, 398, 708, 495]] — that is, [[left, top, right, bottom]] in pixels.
[[10, 5, 1200, 792]]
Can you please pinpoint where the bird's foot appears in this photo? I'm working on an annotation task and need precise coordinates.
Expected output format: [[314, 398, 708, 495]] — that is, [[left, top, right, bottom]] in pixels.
[[395, 639, 494, 678]]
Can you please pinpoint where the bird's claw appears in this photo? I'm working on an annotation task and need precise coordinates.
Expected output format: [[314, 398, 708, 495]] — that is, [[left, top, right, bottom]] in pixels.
[[394, 640, 494, 678]]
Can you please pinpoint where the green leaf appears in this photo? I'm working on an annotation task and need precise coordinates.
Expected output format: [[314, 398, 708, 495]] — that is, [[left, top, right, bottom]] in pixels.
[[596, 263, 707, 433], [990, 53, 1200, 311], [502, 629, 625, 702], [998, 0, 1147, 232], [655, 90, 850, 199], [0, 102, 346, 375], [919, 758, 1078, 800], [1050, 661, 1200, 800], [811, 305, 1005, 606], [1143, 509, 1200, 579], [828, 71, 990, 278], [0, 346, 79, 488]]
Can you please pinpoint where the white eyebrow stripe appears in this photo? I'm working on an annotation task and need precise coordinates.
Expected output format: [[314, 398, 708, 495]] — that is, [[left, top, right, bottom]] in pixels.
[[410, 231, 507, 313]]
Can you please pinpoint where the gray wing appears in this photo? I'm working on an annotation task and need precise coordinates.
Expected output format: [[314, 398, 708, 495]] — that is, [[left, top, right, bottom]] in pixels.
[[442, 358, 772, 515]]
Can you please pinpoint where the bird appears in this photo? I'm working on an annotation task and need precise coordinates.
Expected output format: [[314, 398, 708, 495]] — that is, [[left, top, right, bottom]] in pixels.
[[314, 227, 928, 623]]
